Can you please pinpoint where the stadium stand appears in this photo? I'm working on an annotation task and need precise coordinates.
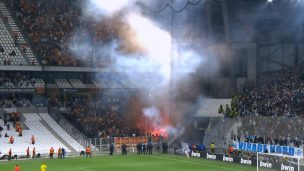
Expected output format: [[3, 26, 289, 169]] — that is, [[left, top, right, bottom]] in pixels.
[[49, 94, 141, 138], [0, 113, 71, 155], [55, 79, 72, 88], [12, 0, 114, 67], [236, 66, 304, 117], [235, 116, 304, 147], [0, 96, 31, 108], [219, 65, 304, 118], [214, 65, 304, 148], [93, 80, 109, 89], [0, 15, 26, 65], [33, 79, 44, 88], [203, 63, 304, 153], [69, 79, 86, 88], [0, 72, 45, 88], [13, 0, 81, 66], [0, 0, 303, 170], [0, 2, 38, 65], [38, 113, 84, 152], [93, 80, 126, 89], [61, 105, 119, 137]]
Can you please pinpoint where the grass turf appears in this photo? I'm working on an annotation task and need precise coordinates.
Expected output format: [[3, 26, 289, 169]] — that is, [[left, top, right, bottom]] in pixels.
[[0, 153, 258, 171]]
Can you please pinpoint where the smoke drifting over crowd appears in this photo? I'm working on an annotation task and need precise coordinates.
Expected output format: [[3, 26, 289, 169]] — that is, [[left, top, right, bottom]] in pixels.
[[69, 0, 208, 139]]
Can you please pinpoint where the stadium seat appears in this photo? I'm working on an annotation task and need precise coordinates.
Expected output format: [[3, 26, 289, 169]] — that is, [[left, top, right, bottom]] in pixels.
[[39, 113, 84, 152], [55, 79, 72, 88], [0, 113, 72, 155], [69, 79, 86, 88], [0, 2, 39, 66]]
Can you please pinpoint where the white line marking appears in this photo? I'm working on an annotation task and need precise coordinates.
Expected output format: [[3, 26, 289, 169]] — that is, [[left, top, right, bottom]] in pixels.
[[78, 155, 242, 171], [78, 167, 94, 171], [78, 161, 177, 170], [149, 155, 242, 171]]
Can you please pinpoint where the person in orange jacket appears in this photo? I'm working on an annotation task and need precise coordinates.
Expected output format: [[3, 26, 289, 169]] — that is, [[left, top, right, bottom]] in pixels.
[[86, 146, 91, 158], [31, 135, 35, 145], [9, 136, 14, 144], [14, 164, 20, 171], [15, 122, 20, 132], [49, 147, 54, 159], [18, 128, 23, 137]]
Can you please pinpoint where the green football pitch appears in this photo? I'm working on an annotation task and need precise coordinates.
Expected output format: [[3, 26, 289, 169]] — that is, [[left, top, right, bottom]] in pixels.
[[1, 153, 258, 171]]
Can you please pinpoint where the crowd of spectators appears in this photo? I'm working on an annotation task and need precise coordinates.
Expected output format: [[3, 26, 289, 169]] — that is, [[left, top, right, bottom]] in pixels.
[[12, 0, 81, 66], [12, 0, 112, 67], [8, 0, 304, 145], [224, 65, 304, 147], [50, 94, 142, 138], [0, 72, 36, 108], [0, 71, 41, 88], [218, 95, 239, 118], [234, 65, 304, 117], [1, 9, 32, 66], [229, 115, 304, 148], [0, 94, 32, 108]]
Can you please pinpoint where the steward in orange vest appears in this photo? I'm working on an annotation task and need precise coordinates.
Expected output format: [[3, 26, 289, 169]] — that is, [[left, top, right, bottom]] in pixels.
[[49, 147, 54, 159], [86, 146, 92, 158], [9, 136, 14, 144]]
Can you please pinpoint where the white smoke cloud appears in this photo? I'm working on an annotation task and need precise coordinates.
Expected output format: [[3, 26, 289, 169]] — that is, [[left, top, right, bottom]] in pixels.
[[143, 106, 161, 125], [68, 0, 207, 140], [126, 13, 172, 80], [68, 29, 93, 63], [85, 0, 134, 17], [172, 46, 205, 74]]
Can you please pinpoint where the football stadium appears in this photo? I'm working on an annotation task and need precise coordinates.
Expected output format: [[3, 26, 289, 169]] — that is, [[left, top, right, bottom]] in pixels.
[[0, 0, 304, 170]]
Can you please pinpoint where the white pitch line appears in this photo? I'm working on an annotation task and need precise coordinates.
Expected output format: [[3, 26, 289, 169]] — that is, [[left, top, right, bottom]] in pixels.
[[77, 161, 177, 171], [78, 167, 94, 171], [77, 156, 242, 171], [79, 162, 232, 171], [208, 170, 237, 171], [149, 155, 242, 171]]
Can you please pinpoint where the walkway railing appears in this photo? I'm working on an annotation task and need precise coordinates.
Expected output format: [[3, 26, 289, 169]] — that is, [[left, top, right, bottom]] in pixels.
[[49, 112, 90, 148]]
